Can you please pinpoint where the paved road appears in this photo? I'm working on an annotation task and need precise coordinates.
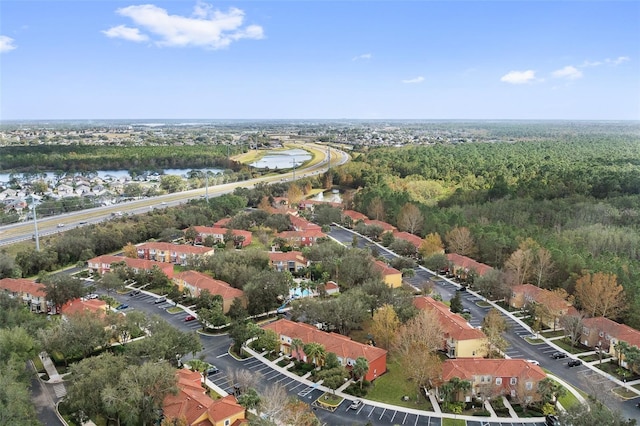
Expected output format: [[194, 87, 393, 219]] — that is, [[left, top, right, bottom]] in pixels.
[[29, 361, 65, 426]]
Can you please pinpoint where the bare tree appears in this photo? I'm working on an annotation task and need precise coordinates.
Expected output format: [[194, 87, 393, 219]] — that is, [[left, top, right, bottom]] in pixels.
[[259, 383, 290, 422], [533, 247, 554, 287], [397, 203, 424, 234], [231, 368, 263, 394], [503, 247, 534, 286], [367, 197, 385, 221], [482, 308, 508, 357], [445, 227, 476, 257]]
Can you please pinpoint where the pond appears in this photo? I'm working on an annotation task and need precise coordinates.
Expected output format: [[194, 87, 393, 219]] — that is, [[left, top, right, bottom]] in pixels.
[[250, 148, 312, 169], [312, 189, 342, 204]]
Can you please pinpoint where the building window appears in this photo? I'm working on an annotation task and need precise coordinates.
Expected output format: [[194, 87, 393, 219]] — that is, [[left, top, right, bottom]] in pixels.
[[495, 378, 502, 385], [525, 381, 533, 390], [510, 377, 517, 385], [224, 420, 230, 426]]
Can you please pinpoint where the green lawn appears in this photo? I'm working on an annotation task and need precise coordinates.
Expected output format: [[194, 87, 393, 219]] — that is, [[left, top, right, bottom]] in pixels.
[[476, 301, 491, 307], [366, 358, 433, 410], [612, 386, 638, 399], [525, 337, 544, 345], [552, 338, 592, 354], [442, 419, 466, 426], [166, 306, 183, 314], [541, 330, 566, 338], [558, 387, 580, 409]]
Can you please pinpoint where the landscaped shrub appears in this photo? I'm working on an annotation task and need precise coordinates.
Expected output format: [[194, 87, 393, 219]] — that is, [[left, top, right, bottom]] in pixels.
[[277, 359, 290, 368], [343, 380, 371, 397], [472, 410, 491, 416]]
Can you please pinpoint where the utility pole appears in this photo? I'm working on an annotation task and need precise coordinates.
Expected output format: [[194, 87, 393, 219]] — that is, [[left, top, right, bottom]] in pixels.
[[292, 158, 296, 180], [29, 196, 40, 251], [327, 145, 331, 171]]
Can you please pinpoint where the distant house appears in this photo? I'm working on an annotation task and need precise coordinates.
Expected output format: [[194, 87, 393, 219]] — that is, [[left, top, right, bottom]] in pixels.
[[87, 255, 174, 278], [0, 278, 48, 313], [191, 226, 252, 248], [321, 280, 340, 296], [163, 369, 247, 426], [263, 319, 387, 382], [413, 296, 488, 358], [363, 219, 397, 234], [135, 242, 214, 265], [213, 217, 232, 228], [173, 271, 245, 313], [372, 259, 403, 288], [440, 358, 546, 402], [276, 230, 326, 248], [581, 317, 640, 364], [341, 210, 368, 228], [268, 250, 309, 272], [446, 253, 493, 281]]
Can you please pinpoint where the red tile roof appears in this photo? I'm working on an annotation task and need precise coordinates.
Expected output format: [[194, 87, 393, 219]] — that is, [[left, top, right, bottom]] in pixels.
[[342, 210, 368, 222], [447, 253, 493, 276], [288, 214, 322, 231], [136, 242, 214, 255], [511, 284, 571, 312], [277, 230, 327, 240], [583, 317, 640, 348], [174, 271, 244, 301], [163, 369, 245, 426], [372, 259, 401, 277], [213, 217, 232, 227], [263, 319, 387, 365], [442, 358, 546, 382], [413, 296, 486, 341], [61, 298, 107, 316], [393, 231, 424, 249], [192, 226, 252, 247], [363, 219, 397, 232], [89, 255, 174, 277], [0, 278, 46, 298], [268, 251, 308, 264]]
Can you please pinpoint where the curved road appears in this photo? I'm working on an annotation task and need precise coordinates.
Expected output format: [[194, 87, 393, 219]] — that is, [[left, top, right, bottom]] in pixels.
[[0, 143, 349, 247]]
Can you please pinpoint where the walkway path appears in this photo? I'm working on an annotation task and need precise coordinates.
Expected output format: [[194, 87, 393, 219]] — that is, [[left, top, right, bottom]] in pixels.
[[502, 396, 518, 418]]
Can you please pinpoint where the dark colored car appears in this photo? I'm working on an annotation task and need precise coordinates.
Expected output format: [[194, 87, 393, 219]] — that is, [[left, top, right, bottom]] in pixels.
[[567, 359, 582, 367], [116, 304, 129, 310], [184, 315, 196, 322], [206, 366, 219, 375], [129, 289, 141, 296], [456, 286, 467, 292], [551, 352, 567, 359], [545, 414, 560, 426]]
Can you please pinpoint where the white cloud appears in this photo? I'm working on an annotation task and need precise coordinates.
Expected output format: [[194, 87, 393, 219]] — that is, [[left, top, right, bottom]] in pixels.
[[581, 56, 630, 68], [0, 35, 16, 53], [552, 65, 583, 80], [352, 53, 372, 61], [102, 25, 149, 42], [500, 70, 536, 84], [402, 76, 424, 84], [104, 2, 263, 49], [608, 56, 630, 66]]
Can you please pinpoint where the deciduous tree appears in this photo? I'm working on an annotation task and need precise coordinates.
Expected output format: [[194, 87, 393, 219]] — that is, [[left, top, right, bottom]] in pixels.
[[445, 227, 476, 257], [369, 304, 400, 350], [419, 233, 444, 258], [397, 203, 423, 234], [482, 308, 508, 357], [575, 271, 626, 319], [367, 197, 385, 221]]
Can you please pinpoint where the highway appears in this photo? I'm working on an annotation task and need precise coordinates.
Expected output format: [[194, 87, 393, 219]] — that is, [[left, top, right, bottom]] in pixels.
[[0, 143, 349, 247]]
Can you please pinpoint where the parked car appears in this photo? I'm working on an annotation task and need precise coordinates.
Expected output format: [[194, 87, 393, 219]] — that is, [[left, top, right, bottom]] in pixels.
[[57, 223, 65, 228], [461, 308, 471, 314], [526, 359, 540, 366], [129, 289, 141, 296], [545, 414, 560, 426], [206, 366, 219, 375], [567, 359, 582, 367], [349, 400, 363, 410], [551, 352, 567, 359], [184, 315, 196, 322], [86, 293, 99, 300], [116, 304, 129, 310], [456, 286, 467, 292], [154, 296, 166, 304]]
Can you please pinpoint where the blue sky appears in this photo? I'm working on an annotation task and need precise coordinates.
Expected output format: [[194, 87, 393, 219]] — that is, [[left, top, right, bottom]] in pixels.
[[1, 1, 639, 120]]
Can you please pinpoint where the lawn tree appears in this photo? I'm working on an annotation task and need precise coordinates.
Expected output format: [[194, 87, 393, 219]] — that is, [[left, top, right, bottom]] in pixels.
[[445, 226, 476, 257], [259, 383, 289, 422], [440, 377, 471, 404], [537, 377, 566, 408], [423, 253, 449, 273], [614, 341, 629, 367], [244, 270, 290, 315], [102, 361, 178, 426], [449, 291, 463, 314], [419, 232, 445, 258], [197, 303, 229, 328], [97, 272, 125, 303], [227, 297, 249, 321], [42, 274, 86, 313], [160, 175, 185, 193], [370, 304, 400, 350], [184, 226, 198, 243], [474, 269, 510, 301], [0, 327, 38, 363], [65, 353, 128, 425], [361, 278, 393, 317], [281, 399, 320, 426], [352, 356, 370, 389], [515, 379, 538, 413], [482, 308, 508, 357], [237, 388, 261, 410], [533, 246, 554, 287], [122, 242, 138, 258], [228, 319, 261, 353], [231, 369, 264, 395], [286, 184, 304, 206], [393, 309, 444, 392], [0, 361, 39, 425], [130, 316, 202, 364], [559, 403, 636, 426], [39, 311, 110, 362], [575, 271, 626, 319], [503, 239, 537, 286], [559, 313, 585, 349], [252, 329, 279, 353], [389, 239, 418, 258], [397, 203, 424, 234]]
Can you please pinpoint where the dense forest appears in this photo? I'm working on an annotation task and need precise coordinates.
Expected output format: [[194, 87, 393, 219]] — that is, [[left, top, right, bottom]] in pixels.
[[0, 145, 245, 173], [332, 131, 640, 327]]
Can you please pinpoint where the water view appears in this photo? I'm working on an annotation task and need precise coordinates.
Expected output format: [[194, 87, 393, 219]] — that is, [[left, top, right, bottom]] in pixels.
[[250, 148, 312, 169]]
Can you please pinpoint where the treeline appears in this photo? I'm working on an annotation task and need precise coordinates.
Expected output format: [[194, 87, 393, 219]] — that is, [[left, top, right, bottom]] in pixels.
[[330, 132, 640, 327], [0, 144, 246, 173]]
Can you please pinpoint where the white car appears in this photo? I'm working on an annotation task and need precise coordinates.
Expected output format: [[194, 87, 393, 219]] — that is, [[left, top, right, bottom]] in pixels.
[[526, 359, 540, 366], [57, 223, 65, 228], [349, 400, 363, 410]]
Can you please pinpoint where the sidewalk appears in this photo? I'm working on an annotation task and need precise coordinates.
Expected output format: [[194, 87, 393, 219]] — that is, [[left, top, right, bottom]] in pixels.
[[40, 352, 63, 384]]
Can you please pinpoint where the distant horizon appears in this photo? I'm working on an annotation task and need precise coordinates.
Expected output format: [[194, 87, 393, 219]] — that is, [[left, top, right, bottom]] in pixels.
[[2, 1, 639, 120]]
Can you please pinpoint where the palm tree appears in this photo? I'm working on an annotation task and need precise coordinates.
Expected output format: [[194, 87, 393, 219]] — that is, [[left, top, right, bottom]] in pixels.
[[352, 357, 369, 389], [537, 378, 565, 407], [303, 342, 326, 367], [615, 341, 630, 367], [290, 338, 304, 360]]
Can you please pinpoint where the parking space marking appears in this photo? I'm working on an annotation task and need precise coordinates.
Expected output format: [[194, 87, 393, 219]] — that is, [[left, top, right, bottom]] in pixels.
[[378, 408, 386, 420], [401, 412, 408, 424], [390, 410, 397, 423], [367, 405, 375, 417]]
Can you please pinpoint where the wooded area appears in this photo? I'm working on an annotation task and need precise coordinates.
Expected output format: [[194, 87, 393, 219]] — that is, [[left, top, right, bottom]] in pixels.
[[331, 128, 640, 327]]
